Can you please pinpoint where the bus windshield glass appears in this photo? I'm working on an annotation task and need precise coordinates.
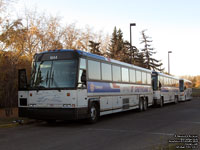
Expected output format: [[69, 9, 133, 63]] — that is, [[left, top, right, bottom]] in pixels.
[[31, 60, 77, 89], [179, 80, 184, 92], [152, 74, 158, 90]]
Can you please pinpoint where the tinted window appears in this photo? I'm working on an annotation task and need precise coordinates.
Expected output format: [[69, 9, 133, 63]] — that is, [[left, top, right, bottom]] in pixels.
[[31, 60, 77, 88], [80, 58, 86, 69], [88, 60, 101, 80], [136, 70, 142, 84], [164, 77, 168, 86], [102, 63, 112, 81], [51, 60, 77, 88], [169, 78, 171, 86], [112, 65, 121, 82], [160, 76, 163, 85], [142, 72, 147, 84], [122, 67, 129, 82], [129, 69, 136, 83], [147, 73, 151, 84]]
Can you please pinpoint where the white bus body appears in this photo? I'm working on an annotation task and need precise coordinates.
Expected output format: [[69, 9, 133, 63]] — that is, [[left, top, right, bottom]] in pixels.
[[18, 49, 153, 122], [179, 79, 192, 101], [152, 71, 179, 107]]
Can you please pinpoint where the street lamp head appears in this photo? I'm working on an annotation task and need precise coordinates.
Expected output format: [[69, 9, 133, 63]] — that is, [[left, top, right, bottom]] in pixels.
[[130, 23, 136, 26], [168, 51, 172, 53]]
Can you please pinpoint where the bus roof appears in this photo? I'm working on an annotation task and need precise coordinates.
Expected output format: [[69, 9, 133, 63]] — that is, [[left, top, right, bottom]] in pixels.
[[39, 49, 152, 73], [179, 78, 192, 83], [153, 71, 179, 80]]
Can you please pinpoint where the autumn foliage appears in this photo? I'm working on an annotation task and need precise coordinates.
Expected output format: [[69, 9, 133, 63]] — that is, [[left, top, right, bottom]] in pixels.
[[0, 1, 110, 108]]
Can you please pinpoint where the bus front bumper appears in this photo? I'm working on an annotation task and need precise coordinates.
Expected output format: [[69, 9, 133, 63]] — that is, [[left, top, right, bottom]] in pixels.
[[18, 107, 89, 120]]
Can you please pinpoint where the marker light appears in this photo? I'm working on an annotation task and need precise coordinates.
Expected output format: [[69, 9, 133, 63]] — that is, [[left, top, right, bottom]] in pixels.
[[67, 93, 70, 96]]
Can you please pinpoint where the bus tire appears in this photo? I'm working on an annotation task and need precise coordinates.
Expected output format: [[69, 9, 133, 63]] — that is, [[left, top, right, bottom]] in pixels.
[[174, 96, 178, 104], [139, 98, 143, 111], [143, 98, 148, 111], [159, 97, 164, 108], [87, 103, 99, 123]]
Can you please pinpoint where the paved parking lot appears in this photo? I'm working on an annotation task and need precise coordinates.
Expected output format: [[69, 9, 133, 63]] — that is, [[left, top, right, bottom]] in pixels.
[[0, 98, 200, 150]]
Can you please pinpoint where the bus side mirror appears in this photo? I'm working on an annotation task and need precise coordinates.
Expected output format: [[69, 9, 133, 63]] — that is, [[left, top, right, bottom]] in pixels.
[[81, 70, 86, 85], [18, 69, 28, 90], [159, 82, 162, 89]]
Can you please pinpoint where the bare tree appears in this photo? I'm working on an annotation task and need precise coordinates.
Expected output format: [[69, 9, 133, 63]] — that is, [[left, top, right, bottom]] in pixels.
[[62, 23, 80, 49]]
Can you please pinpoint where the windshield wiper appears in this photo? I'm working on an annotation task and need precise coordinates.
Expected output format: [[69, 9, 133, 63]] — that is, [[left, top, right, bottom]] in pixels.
[[46, 70, 49, 85], [51, 71, 58, 88]]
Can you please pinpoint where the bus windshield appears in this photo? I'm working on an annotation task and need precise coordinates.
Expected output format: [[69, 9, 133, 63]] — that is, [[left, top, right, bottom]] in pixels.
[[179, 80, 184, 92], [152, 74, 158, 91], [31, 60, 77, 89]]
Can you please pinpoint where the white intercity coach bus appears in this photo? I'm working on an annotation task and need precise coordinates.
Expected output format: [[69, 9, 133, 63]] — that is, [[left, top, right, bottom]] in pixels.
[[179, 79, 192, 101], [152, 71, 180, 107], [18, 49, 153, 123], [18, 49, 192, 123]]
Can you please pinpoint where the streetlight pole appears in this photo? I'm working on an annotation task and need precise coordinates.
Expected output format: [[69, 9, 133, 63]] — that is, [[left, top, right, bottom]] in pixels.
[[168, 51, 172, 74], [130, 23, 136, 63]]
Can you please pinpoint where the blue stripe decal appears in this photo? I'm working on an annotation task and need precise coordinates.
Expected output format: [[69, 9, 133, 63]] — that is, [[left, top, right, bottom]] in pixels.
[[161, 88, 179, 92], [87, 82, 151, 93], [88, 82, 120, 93]]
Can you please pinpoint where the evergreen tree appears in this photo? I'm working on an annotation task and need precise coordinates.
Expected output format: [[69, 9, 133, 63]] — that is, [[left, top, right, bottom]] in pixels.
[[109, 27, 124, 60], [89, 40, 101, 55], [121, 41, 138, 65], [109, 27, 118, 58], [109, 27, 140, 65], [134, 51, 146, 68], [117, 28, 124, 54], [140, 30, 164, 71]]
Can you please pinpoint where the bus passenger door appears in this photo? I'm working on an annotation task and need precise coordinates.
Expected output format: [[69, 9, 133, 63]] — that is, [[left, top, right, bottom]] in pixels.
[[77, 69, 87, 107], [77, 89, 87, 107]]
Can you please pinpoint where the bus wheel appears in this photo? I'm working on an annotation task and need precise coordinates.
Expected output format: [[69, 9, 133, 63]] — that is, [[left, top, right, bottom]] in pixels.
[[174, 96, 178, 104], [139, 98, 143, 111], [159, 98, 164, 107], [143, 98, 148, 111], [88, 103, 99, 123]]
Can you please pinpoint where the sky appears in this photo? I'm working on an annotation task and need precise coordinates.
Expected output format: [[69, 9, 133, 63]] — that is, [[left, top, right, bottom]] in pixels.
[[15, 0, 200, 76]]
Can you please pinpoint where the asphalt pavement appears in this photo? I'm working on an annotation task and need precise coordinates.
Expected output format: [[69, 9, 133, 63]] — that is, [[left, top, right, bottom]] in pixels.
[[0, 98, 200, 150]]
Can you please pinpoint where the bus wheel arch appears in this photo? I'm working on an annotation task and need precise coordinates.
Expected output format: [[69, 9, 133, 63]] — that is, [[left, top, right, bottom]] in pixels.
[[87, 99, 100, 123], [159, 96, 164, 107], [174, 95, 178, 104], [143, 97, 148, 111], [139, 97, 144, 111]]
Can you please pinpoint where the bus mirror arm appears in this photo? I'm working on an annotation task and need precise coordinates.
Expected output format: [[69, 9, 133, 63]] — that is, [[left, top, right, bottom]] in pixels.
[[81, 76, 86, 85]]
